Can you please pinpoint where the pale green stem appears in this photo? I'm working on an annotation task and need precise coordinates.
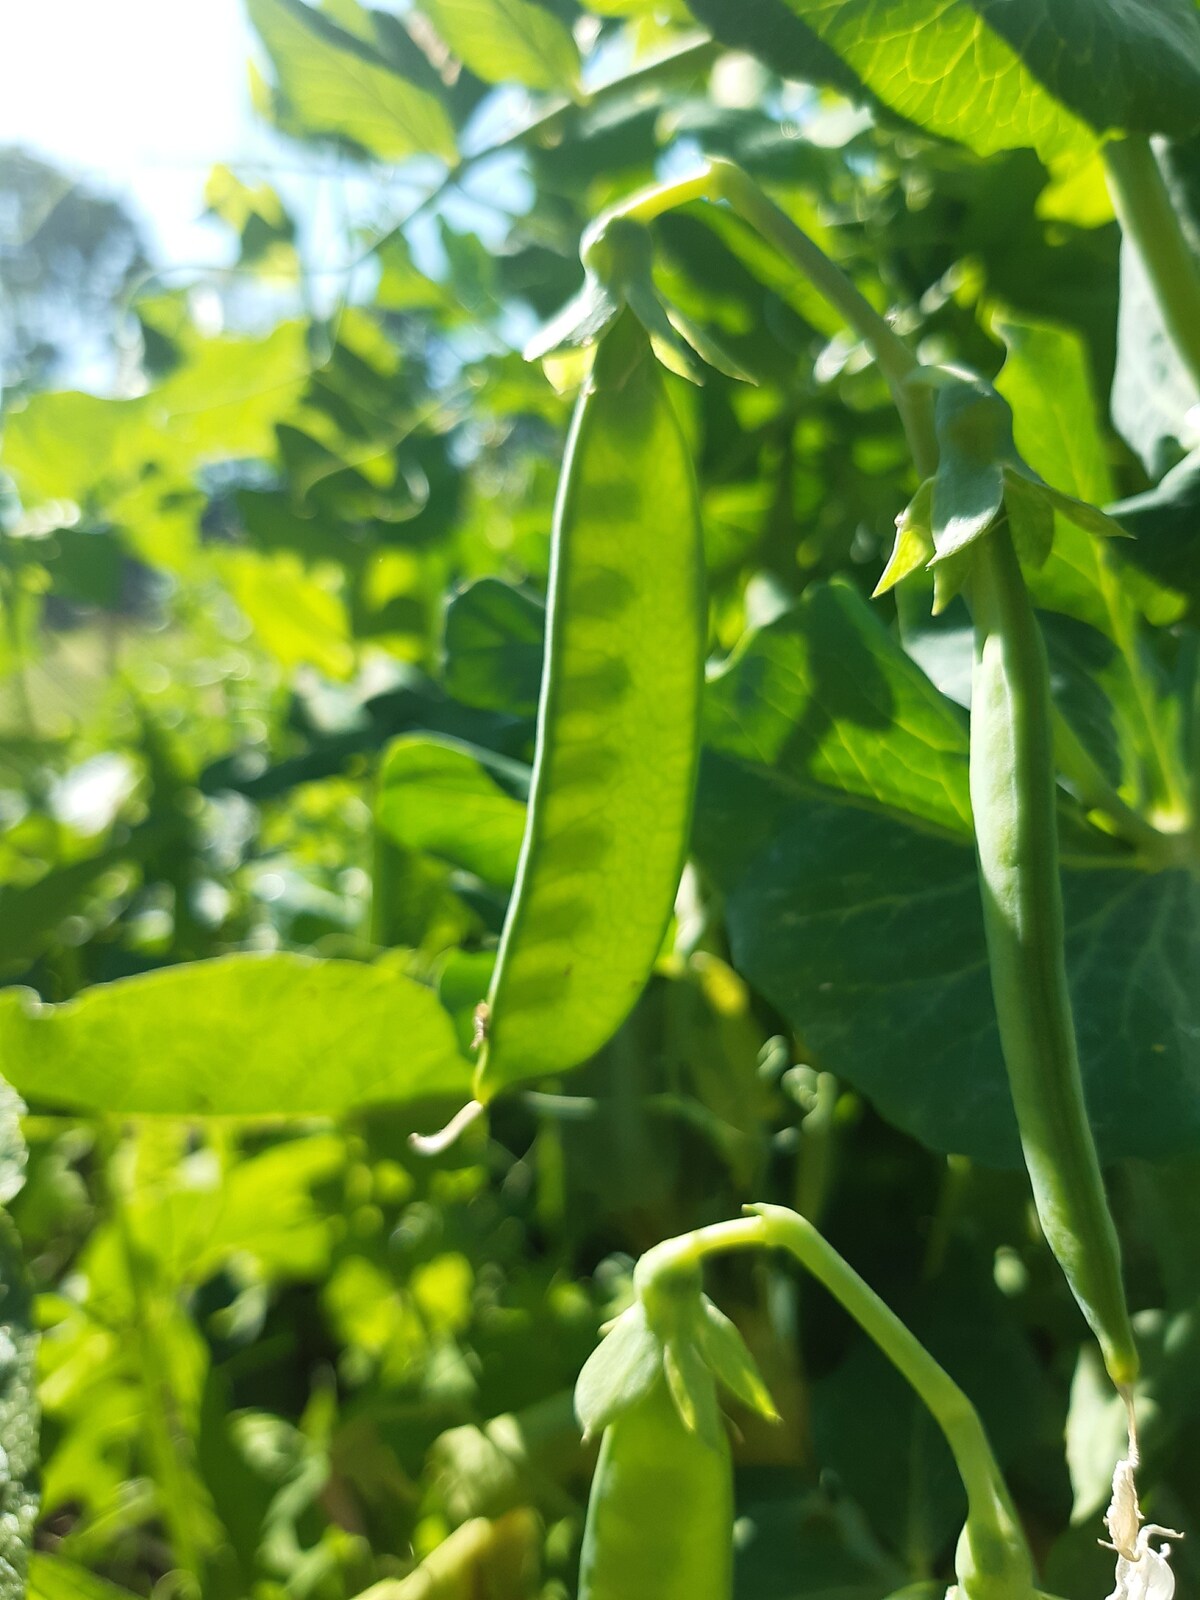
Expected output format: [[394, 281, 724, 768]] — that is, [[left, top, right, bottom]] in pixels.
[[591, 159, 939, 480], [637, 1206, 1036, 1600], [1052, 707, 1191, 867], [1103, 135, 1200, 393]]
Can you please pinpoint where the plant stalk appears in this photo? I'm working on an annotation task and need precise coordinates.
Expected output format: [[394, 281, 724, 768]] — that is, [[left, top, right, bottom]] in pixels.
[[1103, 135, 1200, 394], [597, 159, 939, 480], [638, 1206, 1036, 1600]]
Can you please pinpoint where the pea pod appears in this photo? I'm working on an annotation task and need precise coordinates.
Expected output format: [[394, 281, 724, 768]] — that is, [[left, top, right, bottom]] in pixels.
[[474, 310, 705, 1102], [969, 522, 1138, 1388], [578, 1377, 732, 1600], [574, 1262, 774, 1600]]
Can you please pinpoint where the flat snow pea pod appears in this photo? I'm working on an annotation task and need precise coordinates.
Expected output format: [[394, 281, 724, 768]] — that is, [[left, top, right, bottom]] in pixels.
[[578, 1375, 733, 1600], [474, 310, 705, 1102], [969, 523, 1138, 1390]]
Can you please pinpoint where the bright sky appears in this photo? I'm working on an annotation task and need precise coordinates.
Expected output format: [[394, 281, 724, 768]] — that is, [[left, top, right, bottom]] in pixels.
[[0, 0, 260, 263]]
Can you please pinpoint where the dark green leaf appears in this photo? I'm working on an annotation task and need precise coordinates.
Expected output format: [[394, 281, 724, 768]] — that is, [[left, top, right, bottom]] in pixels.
[[443, 578, 546, 717], [970, 0, 1200, 141], [684, 0, 876, 105], [703, 583, 973, 840], [696, 763, 1200, 1165], [1110, 449, 1200, 608]]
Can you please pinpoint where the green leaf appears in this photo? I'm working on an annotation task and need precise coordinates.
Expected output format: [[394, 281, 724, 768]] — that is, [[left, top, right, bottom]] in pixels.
[[774, 0, 1095, 163], [443, 578, 546, 717], [0, 954, 469, 1117], [376, 735, 528, 889], [2, 324, 310, 510], [29, 1556, 142, 1600], [695, 764, 1200, 1166], [970, 0, 1200, 141], [247, 0, 457, 163], [992, 313, 1116, 507], [574, 1302, 663, 1439], [696, 1298, 780, 1423], [703, 583, 973, 840], [0, 1213, 37, 1600], [215, 549, 355, 679], [0, 815, 183, 982], [1, 392, 149, 506], [1111, 449, 1200, 607], [684, 0, 879, 106], [415, 0, 580, 94]]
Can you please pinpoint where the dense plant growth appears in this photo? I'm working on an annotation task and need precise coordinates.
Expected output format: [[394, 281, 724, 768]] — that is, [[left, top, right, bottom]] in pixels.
[[3, 3, 1200, 1599]]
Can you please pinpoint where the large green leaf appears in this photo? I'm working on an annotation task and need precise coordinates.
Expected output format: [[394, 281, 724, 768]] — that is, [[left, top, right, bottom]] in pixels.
[[376, 735, 528, 889], [415, 0, 580, 93], [773, 0, 1095, 162], [695, 759, 1200, 1166], [683, 0, 876, 105], [992, 313, 1114, 507], [2, 325, 309, 509], [759, 1, 1200, 159], [0, 954, 469, 1117], [971, 0, 1200, 140], [703, 583, 972, 839], [248, 0, 457, 163]]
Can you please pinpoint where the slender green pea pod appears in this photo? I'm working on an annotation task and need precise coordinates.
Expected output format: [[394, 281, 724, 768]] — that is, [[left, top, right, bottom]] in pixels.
[[574, 1257, 778, 1600], [473, 310, 706, 1104], [969, 524, 1138, 1389], [878, 369, 1139, 1392]]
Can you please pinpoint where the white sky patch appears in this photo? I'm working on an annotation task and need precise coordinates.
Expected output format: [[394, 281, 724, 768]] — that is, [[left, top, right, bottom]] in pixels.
[[0, 0, 257, 262]]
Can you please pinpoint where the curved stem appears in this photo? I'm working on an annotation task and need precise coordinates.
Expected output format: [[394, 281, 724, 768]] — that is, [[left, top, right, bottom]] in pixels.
[[593, 159, 938, 480], [637, 1206, 1036, 1600]]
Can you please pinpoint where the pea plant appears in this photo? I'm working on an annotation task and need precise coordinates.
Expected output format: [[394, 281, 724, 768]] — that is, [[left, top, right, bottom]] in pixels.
[[1, 4, 1200, 1600]]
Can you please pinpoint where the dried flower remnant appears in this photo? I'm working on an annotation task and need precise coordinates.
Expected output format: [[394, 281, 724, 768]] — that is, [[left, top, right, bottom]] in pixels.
[[1102, 1454, 1184, 1600]]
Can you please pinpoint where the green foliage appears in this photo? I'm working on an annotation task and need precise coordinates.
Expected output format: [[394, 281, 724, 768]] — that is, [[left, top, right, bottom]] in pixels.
[[0, 955, 469, 1116], [3, 2, 1200, 1597]]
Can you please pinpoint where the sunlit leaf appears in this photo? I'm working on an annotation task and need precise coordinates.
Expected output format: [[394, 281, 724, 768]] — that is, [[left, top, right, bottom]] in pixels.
[[248, 0, 457, 162], [0, 954, 469, 1117]]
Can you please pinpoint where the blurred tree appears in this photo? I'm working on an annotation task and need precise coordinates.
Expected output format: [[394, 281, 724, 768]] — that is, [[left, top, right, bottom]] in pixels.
[[0, 146, 149, 393]]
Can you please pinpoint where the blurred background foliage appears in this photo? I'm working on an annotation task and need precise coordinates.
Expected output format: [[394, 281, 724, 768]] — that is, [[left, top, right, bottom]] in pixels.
[[2, 2, 1200, 1598]]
